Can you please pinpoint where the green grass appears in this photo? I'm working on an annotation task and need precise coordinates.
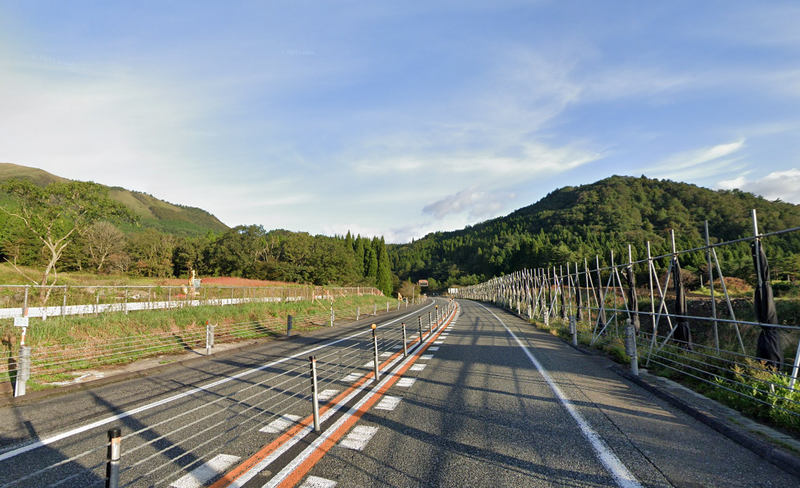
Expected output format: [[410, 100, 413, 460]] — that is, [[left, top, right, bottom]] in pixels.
[[0, 293, 397, 388]]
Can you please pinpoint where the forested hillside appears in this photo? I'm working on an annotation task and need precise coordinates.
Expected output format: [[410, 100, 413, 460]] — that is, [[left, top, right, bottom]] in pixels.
[[0, 164, 395, 295], [389, 175, 800, 290]]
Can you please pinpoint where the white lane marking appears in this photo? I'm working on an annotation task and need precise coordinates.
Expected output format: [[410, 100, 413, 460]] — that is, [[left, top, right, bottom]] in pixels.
[[396, 378, 416, 387], [339, 425, 379, 451], [419, 354, 434, 360], [300, 476, 337, 488], [260, 414, 302, 434], [380, 352, 393, 358], [433, 341, 444, 345], [363, 361, 375, 368], [374, 396, 402, 411], [318, 389, 339, 402], [342, 373, 360, 382], [170, 454, 241, 488], [476, 303, 642, 488], [391, 345, 401, 350], [231, 303, 458, 488], [428, 346, 440, 351], [258, 309, 457, 488], [0, 303, 440, 463], [410, 364, 426, 372]]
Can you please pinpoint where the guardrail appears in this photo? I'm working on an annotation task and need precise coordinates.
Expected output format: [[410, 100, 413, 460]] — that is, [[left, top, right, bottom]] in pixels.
[[1, 295, 423, 396], [0, 285, 381, 319], [455, 209, 800, 431], [0, 299, 456, 488]]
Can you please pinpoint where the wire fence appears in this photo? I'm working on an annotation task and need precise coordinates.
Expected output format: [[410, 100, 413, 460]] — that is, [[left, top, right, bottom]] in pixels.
[[0, 284, 381, 319], [455, 209, 800, 432], [0, 295, 422, 391], [0, 300, 456, 488]]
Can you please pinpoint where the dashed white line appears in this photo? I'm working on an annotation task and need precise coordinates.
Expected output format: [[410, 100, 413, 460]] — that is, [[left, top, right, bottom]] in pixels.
[[260, 414, 301, 434], [380, 352, 393, 358], [170, 454, 241, 488], [396, 378, 416, 387], [318, 389, 339, 402], [374, 395, 402, 411], [428, 346, 440, 351], [410, 364, 427, 372], [339, 425, 379, 451], [433, 341, 444, 345], [299, 476, 337, 488], [420, 354, 434, 360], [342, 373, 360, 382]]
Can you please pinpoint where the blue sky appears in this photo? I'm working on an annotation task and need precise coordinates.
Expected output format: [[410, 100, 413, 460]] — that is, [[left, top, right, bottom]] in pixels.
[[1, 1, 799, 243]]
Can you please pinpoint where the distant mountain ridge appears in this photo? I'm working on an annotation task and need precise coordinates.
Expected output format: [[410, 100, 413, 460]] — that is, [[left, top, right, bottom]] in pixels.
[[389, 175, 800, 289], [0, 162, 228, 237]]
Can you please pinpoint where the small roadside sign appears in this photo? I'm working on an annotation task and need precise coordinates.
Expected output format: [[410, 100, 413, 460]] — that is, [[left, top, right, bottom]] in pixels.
[[418, 279, 429, 287], [14, 317, 29, 327]]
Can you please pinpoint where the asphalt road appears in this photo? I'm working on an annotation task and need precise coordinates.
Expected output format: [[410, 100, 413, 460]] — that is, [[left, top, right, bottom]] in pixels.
[[0, 299, 443, 488], [294, 300, 800, 487], [1, 298, 798, 487]]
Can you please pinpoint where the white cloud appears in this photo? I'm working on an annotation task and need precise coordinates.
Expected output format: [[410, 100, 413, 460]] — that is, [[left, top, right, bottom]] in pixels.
[[642, 139, 747, 180], [423, 186, 515, 220], [717, 169, 800, 203]]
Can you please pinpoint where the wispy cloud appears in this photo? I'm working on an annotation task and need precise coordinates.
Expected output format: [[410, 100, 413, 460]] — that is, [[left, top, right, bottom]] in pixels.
[[422, 186, 515, 220], [642, 139, 747, 180]]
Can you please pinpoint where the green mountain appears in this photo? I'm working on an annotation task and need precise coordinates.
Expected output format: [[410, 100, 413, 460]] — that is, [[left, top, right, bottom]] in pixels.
[[0, 162, 228, 237], [389, 175, 800, 289]]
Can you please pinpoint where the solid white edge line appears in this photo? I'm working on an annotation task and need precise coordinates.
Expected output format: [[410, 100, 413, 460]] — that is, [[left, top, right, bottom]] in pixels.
[[474, 302, 642, 488], [0, 301, 441, 463]]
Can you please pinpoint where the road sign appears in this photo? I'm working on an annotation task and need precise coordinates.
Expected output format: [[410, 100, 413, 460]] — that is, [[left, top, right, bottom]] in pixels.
[[14, 317, 29, 327], [418, 279, 429, 287]]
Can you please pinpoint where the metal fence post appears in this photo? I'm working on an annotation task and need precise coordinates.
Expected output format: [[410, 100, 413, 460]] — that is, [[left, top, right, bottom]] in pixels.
[[62, 285, 67, 317], [372, 324, 380, 381], [23, 285, 28, 314], [106, 427, 121, 488], [14, 346, 30, 397], [402, 322, 408, 358], [287, 315, 293, 337], [310, 356, 320, 432], [374, 303, 377, 315], [386, 302, 390, 313], [330, 306, 334, 327]]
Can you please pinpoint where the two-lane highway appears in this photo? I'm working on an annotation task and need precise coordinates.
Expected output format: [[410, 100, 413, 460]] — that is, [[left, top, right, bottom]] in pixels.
[[2, 298, 798, 487], [292, 299, 800, 487]]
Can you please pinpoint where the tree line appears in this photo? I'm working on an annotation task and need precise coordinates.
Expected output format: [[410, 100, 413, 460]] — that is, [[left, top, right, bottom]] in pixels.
[[0, 179, 396, 297], [389, 175, 800, 290]]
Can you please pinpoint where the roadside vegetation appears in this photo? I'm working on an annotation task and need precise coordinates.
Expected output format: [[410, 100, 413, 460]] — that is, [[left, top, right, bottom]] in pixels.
[[1, 292, 405, 391]]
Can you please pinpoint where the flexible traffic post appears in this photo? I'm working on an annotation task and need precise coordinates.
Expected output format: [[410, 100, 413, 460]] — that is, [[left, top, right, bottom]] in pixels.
[[435, 305, 439, 327], [418, 316, 423, 347], [386, 302, 390, 312], [569, 315, 578, 346], [428, 312, 432, 333], [330, 306, 334, 327], [205, 321, 215, 355], [310, 356, 320, 432], [402, 322, 408, 358], [106, 428, 121, 488], [625, 320, 639, 376], [356, 307, 360, 321], [14, 346, 30, 397], [287, 315, 293, 337], [371, 324, 380, 381]]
